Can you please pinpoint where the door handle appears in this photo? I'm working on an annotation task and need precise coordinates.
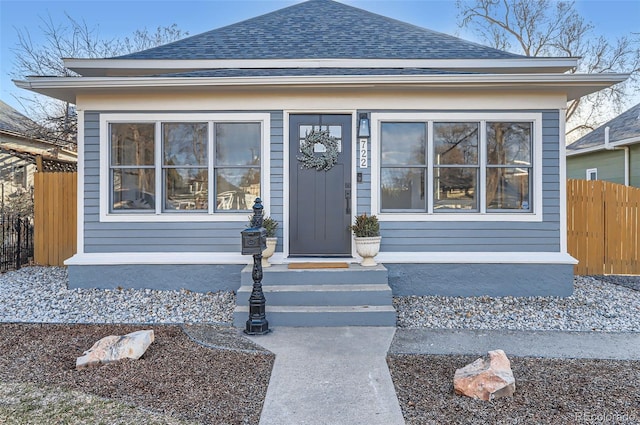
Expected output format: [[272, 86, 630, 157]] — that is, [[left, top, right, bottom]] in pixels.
[[345, 189, 351, 214]]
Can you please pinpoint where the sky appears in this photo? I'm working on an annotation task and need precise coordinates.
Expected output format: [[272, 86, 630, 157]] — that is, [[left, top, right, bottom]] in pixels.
[[1, 0, 639, 117]]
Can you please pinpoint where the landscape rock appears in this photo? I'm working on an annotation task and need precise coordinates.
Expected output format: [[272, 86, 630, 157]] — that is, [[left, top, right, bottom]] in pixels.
[[76, 330, 154, 369], [453, 349, 516, 401]]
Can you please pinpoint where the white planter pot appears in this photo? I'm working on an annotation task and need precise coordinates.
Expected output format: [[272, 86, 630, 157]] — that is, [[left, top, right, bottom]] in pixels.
[[262, 237, 277, 268], [354, 236, 381, 267]]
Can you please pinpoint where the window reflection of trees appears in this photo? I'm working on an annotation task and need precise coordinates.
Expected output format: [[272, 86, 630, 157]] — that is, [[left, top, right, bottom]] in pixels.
[[377, 119, 533, 213], [380, 123, 427, 211], [111, 123, 155, 210], [433, 123, 478, 210], [380, 123, 426, 166], [163, 123, 208, 211], [110, 121, 262, 213], [486, 123, 531, 210], [215, 123, 261, 211]]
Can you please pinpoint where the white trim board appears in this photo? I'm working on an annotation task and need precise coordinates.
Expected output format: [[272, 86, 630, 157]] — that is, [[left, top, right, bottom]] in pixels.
[[65, 252, 250, 265], [559, 110, 568, 253], [76, 110, 85, 254], [376, 252, 578, 265], [64, 251, 577, 266]]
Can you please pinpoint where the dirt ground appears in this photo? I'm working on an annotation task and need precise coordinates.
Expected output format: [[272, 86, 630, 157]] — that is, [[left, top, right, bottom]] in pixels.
[[387, 354, 640, 424], [0, 324, 273, 425]]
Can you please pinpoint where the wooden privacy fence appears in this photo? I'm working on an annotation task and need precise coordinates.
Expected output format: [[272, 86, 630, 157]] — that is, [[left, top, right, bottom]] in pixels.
[[567, 179, 640, 275], [34, 172, 77, 266]]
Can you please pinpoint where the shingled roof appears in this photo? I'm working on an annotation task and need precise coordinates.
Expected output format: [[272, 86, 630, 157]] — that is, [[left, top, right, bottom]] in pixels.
[[0, 100, 38, 135], [118, 0, 524, 61], [567, 103, 640, 151]]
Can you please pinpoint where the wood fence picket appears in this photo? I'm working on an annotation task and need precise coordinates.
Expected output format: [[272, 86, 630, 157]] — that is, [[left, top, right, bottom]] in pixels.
[[567, 179, 640, 275], [34, 172, 77, 266]]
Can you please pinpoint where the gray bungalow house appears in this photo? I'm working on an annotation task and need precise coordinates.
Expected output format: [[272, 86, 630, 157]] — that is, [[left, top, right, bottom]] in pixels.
[[16, 0, 627, 306], [567, 103, 640, 187]]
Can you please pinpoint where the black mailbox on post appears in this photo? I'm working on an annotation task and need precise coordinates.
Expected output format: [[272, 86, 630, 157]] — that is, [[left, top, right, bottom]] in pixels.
[[240, 198, 270, 335], [241, 227, 267, 255]]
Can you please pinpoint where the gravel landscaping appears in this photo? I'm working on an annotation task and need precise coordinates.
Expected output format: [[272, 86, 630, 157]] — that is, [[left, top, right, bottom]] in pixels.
[[395, 275, 640, 332], [0, 267, 234, 325], [1, 267, 638, 332]]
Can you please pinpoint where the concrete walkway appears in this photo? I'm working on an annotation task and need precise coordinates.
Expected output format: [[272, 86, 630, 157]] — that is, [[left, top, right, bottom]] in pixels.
[[247, 327, 404, 425], [390, 329, 640, 360]]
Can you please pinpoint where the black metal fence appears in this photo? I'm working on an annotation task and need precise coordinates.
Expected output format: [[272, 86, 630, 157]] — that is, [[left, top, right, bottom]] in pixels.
[[0, 214, 34, 272]]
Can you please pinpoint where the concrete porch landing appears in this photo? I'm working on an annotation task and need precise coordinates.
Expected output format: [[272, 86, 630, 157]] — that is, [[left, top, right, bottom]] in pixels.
[[233, 263, 397, 327]]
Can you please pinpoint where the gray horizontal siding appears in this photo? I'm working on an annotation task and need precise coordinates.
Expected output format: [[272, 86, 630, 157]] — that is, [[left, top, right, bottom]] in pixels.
[[82, 111, 283, 254], [360, 110, 562, 253], [82, 109, 562, 255]]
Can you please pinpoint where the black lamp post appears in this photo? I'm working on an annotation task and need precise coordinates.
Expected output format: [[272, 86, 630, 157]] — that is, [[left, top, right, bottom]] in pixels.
[[241, 197, 270, 335]]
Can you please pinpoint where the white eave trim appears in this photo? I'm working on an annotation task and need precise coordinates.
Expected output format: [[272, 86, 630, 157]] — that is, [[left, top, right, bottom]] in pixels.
[[63, 57, 580, 75], [566, 135, 640, 156], [16, 72, 628, 104], [16, 72, 628, 90]]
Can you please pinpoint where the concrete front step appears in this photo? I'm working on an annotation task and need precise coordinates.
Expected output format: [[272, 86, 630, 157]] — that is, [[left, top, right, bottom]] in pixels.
[[235, 263, 395, 327], [233, 305, 397, 327], [240, 263, 388, 285], [236, 284, 393, 306]]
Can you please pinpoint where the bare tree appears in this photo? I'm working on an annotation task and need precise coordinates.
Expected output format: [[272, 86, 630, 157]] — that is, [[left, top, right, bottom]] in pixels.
[[456, 0, 640, 141], [10, 14, 188, 148]]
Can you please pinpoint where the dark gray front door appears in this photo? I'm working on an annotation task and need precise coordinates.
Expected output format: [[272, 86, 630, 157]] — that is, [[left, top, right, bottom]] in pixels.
[[289, 114, 352, 256]]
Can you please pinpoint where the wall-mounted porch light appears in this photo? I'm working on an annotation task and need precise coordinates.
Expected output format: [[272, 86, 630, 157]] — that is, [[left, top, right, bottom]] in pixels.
[[358, 113, 370, 138]]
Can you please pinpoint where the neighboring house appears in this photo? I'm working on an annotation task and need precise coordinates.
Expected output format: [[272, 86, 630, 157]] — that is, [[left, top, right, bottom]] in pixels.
[[566, 103, 640, 187], [0, 100, 77, 209], [16, 0, 627, 297]]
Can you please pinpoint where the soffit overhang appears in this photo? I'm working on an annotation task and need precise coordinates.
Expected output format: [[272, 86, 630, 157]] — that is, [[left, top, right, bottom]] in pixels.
[[15, 72, 629, 104]]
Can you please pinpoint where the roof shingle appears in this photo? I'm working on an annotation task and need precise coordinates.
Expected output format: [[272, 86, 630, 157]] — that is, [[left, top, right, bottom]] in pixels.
[[0, 101, 38, 135], [118, 0, 524, 61], [567, 103, 640, 150]]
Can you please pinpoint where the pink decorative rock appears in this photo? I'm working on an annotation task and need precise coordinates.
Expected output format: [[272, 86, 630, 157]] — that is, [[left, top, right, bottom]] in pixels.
[[453, 349, 516, 401], [76, 330, 154, 369]]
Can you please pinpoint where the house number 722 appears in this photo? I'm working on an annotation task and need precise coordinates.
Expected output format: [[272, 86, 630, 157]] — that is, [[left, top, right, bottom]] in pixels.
[[359, 139, 368, 168]]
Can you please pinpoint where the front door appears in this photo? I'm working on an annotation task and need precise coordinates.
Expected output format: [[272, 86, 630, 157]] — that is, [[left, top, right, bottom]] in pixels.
[[289, 114, 352, 256]]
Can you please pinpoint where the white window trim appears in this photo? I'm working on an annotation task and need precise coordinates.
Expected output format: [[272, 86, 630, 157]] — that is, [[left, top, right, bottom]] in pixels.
[[586, 168, 598, 181], [99, 112, 271, 222], [370, 112, 543, 222]]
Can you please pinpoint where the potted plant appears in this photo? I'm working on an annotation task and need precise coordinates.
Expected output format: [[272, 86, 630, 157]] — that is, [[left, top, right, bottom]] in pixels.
[[350, 213, 381, 266], [249, 216, 279, 267]]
